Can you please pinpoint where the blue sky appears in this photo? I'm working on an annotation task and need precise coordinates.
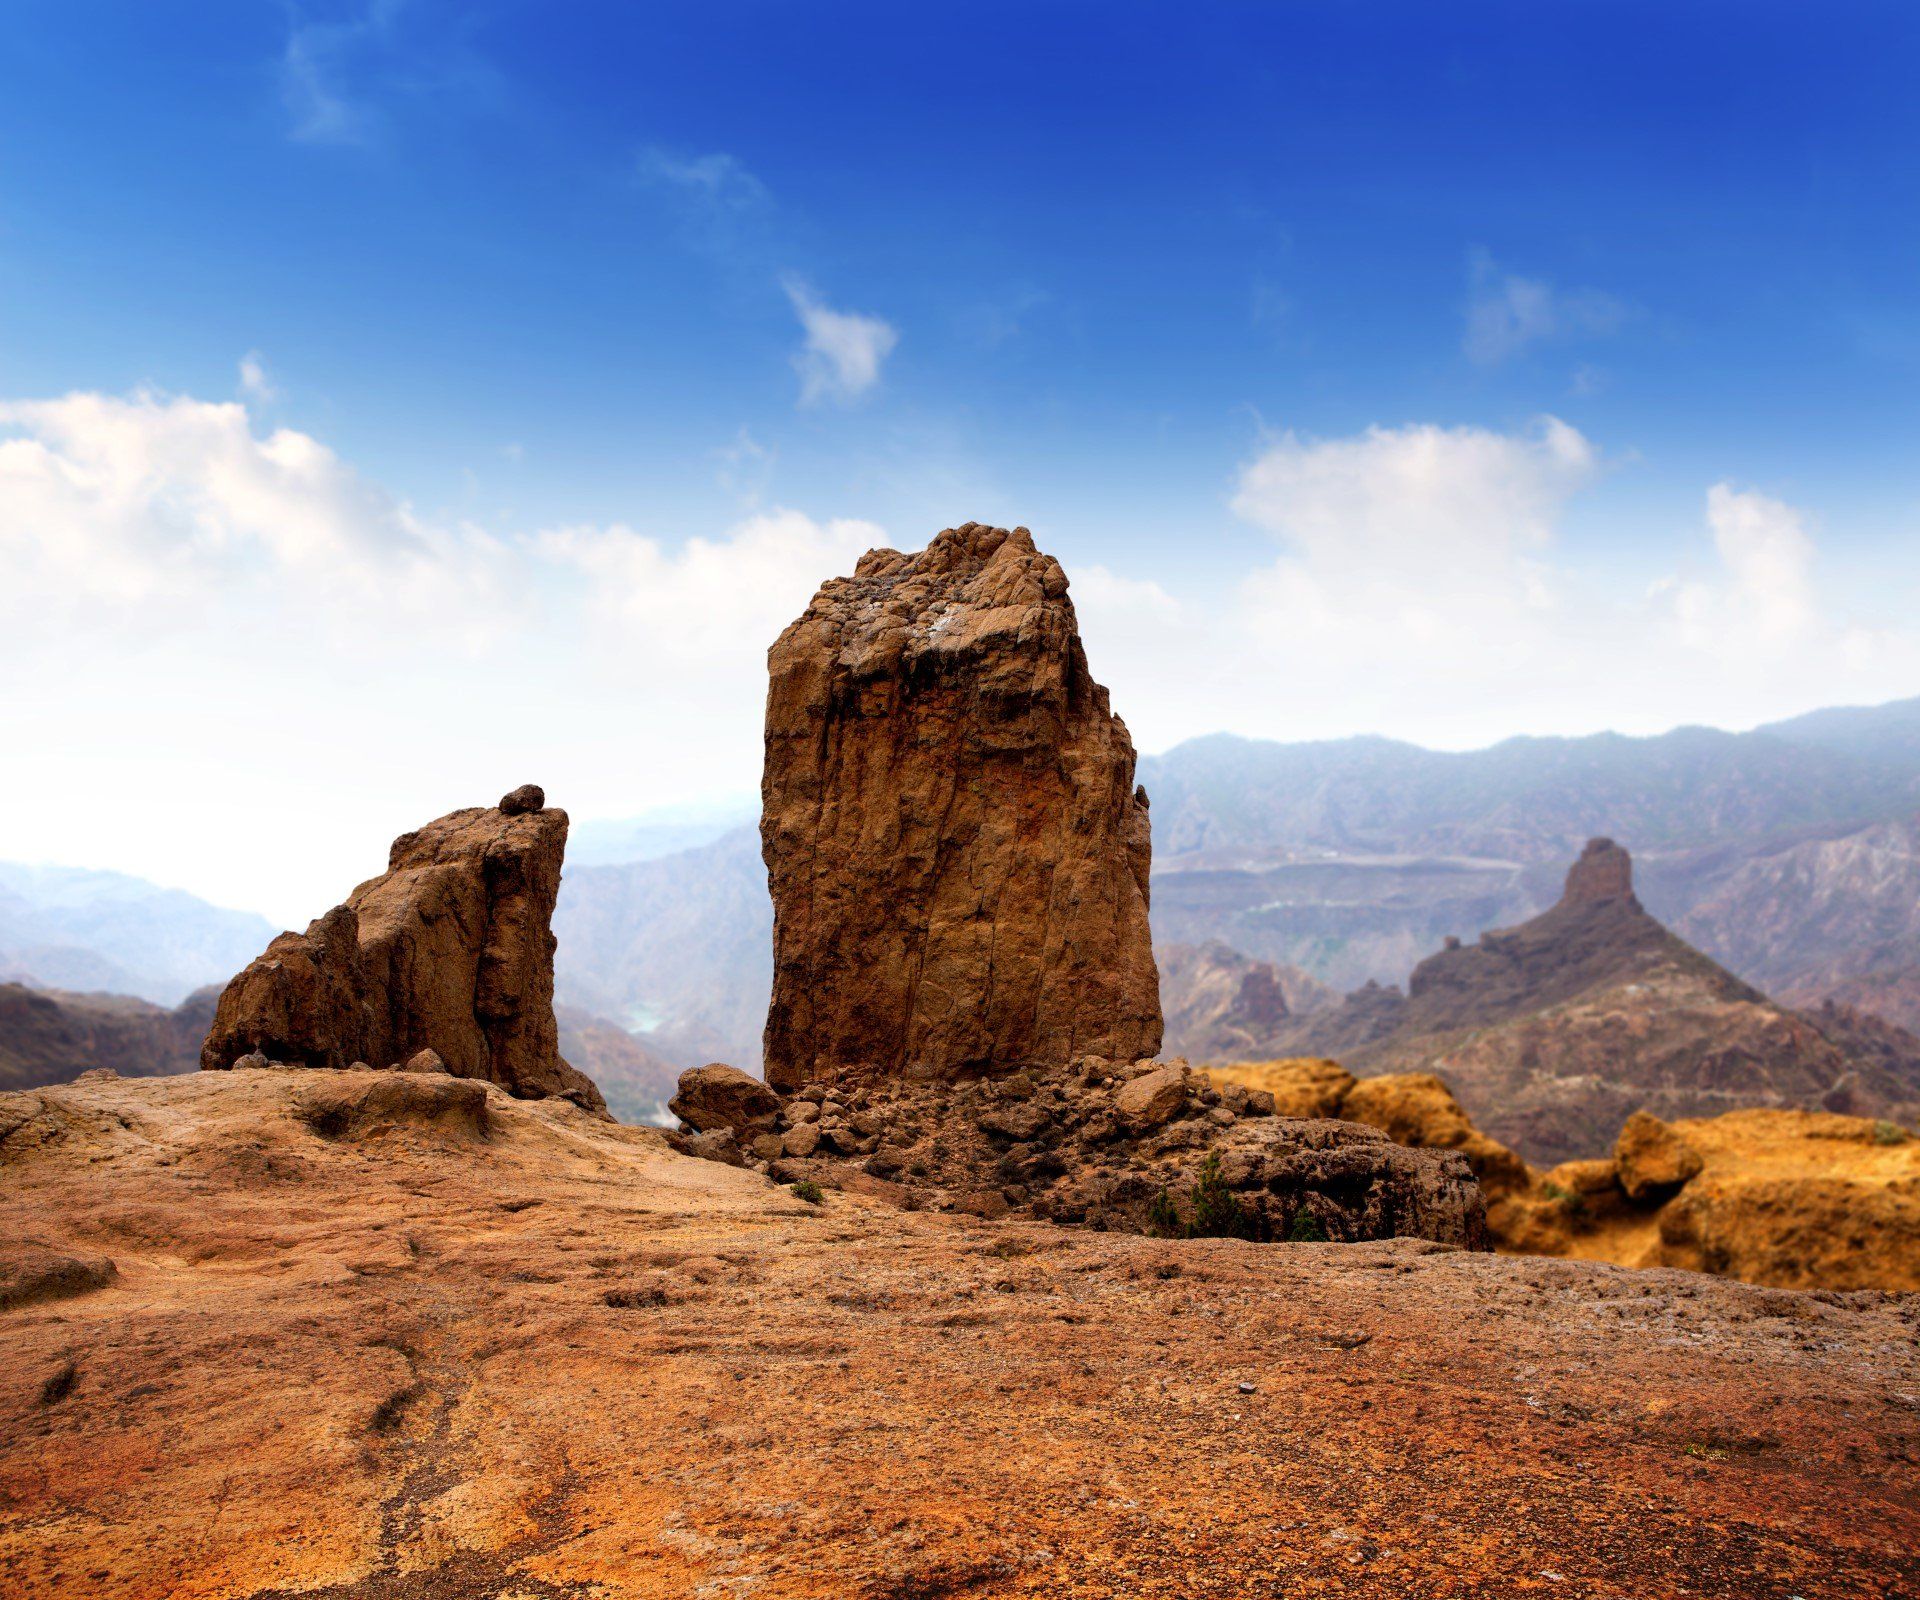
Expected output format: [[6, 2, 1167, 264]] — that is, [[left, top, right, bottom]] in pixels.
[[2, 2, 1918, 917]]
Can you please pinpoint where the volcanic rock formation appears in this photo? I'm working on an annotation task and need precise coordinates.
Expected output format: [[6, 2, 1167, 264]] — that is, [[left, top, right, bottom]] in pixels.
[[201, 788, 605, 1112], [760, 522, 1161, 1090]]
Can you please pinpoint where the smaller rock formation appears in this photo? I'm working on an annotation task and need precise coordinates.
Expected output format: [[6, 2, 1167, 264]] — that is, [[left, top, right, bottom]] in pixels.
[[760, 523, 1161, 1090], [1208, 1059, 1531, 1203], [201, 792, 604, 1113], [1213, 1060, 1920, 1291]]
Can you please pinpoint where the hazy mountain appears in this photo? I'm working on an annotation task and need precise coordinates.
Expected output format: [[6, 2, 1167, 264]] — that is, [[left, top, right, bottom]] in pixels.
[[553, 826, 771, 1070], [545, 696, 1920, 1074], [1145, 695, 1920, 998], [0, 981, 217, 1093], [0, 863, 278, 1006], [565, 798, 757, 868]]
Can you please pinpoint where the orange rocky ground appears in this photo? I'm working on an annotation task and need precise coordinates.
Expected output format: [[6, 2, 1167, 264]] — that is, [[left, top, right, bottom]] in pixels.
[[1210, 1059, 1920, 1291], [3, 1067, 1919, 1599]]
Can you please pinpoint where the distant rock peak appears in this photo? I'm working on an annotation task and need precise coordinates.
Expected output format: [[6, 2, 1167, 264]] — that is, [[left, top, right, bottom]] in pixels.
[[1562, 837, 1635, 906]]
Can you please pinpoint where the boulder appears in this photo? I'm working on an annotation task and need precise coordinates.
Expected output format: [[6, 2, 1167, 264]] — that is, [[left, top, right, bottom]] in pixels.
[[1614, 1111, 1704, 1202], [201, 797, 605, 1115], [399, 1048, 451, 1076], [760, 523, 1161, 1090], [1114, 1064, 1191, 1131], [669, 1064, 782, 1135]]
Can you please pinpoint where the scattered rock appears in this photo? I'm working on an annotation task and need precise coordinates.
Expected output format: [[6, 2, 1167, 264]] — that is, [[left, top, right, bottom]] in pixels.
[[400, 1048, 451, 1076], [1114, 1064, 1192, 1131]]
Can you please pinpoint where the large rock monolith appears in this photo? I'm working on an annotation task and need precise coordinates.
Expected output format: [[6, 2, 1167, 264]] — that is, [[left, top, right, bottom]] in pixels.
[[760, 522, 1162, 1091], [201, 788, 605, 1113]]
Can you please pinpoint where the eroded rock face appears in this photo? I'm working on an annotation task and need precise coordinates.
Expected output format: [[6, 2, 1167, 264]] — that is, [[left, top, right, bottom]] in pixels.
[[760, 523, 1161, 1091], [201, 795, 605, 1113]]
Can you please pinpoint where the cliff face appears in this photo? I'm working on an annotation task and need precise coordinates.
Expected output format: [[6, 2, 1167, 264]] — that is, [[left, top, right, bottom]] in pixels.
[[201, 790, 604, 1112], [760, 523, 1161, 1090]]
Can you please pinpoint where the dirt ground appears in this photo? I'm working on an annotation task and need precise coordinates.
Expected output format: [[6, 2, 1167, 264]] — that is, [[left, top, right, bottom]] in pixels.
[[2, 1068, 1916, 1599]]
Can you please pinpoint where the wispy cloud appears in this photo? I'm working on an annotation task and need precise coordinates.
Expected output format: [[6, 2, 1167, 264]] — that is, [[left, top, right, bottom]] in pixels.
[[638, 147, 769, 212], [237, 350, 277, 403], [783, 276, 898, 406], [280, 2, 395, 146], [1463, 250, 1630, 365], [277, 1, 498, 148]]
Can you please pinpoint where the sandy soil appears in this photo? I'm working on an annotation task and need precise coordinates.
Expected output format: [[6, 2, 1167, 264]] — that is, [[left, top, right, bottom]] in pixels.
[[1, 1068, 1916, 1599]]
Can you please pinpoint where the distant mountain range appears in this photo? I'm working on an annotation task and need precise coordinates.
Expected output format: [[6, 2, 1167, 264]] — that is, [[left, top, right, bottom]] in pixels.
[[0, 863, 277, 1006], [11, 695, 1920, 1105], [546, 695, 1920, 1071]]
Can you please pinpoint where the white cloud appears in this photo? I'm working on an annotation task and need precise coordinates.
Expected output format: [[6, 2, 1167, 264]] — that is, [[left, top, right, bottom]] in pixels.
[[1666, 484, 1818, 650], [783, 277, 898, 405], [1066, 419, 1920, 757], [280, 6, 387, 146], [238, 351, 277, 403], [1463, 251, 1629, 365], [0, 388, 886, 921]]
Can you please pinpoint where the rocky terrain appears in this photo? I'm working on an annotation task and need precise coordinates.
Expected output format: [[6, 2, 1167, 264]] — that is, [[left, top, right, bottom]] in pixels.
[[0, 981, 216, 1092], [4, 1066, 1918, 1600], [1254, 840, 1920, 1164], [760, 522, 1161, 1087], [1210, 1058, 1920, 1292], [671, 1055, 1488, 1247], [202, 786, 604, 1113]]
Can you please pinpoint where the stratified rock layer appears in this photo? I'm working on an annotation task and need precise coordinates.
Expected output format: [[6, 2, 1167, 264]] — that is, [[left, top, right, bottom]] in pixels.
[[201, 795, 604, 1112], [760, 523, 1161, 1090]]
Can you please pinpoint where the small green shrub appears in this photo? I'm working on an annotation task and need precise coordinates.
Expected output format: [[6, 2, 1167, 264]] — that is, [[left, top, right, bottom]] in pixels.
[[1286, 1209, 1329, 1244], [1146, 1188, 1181, 1237], [790, 1180, 824, 1204], [1872, 1120, 1909, 1146], [1185, 1153, 1255, 1240], [1542, 1181, 1587, 1217]]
